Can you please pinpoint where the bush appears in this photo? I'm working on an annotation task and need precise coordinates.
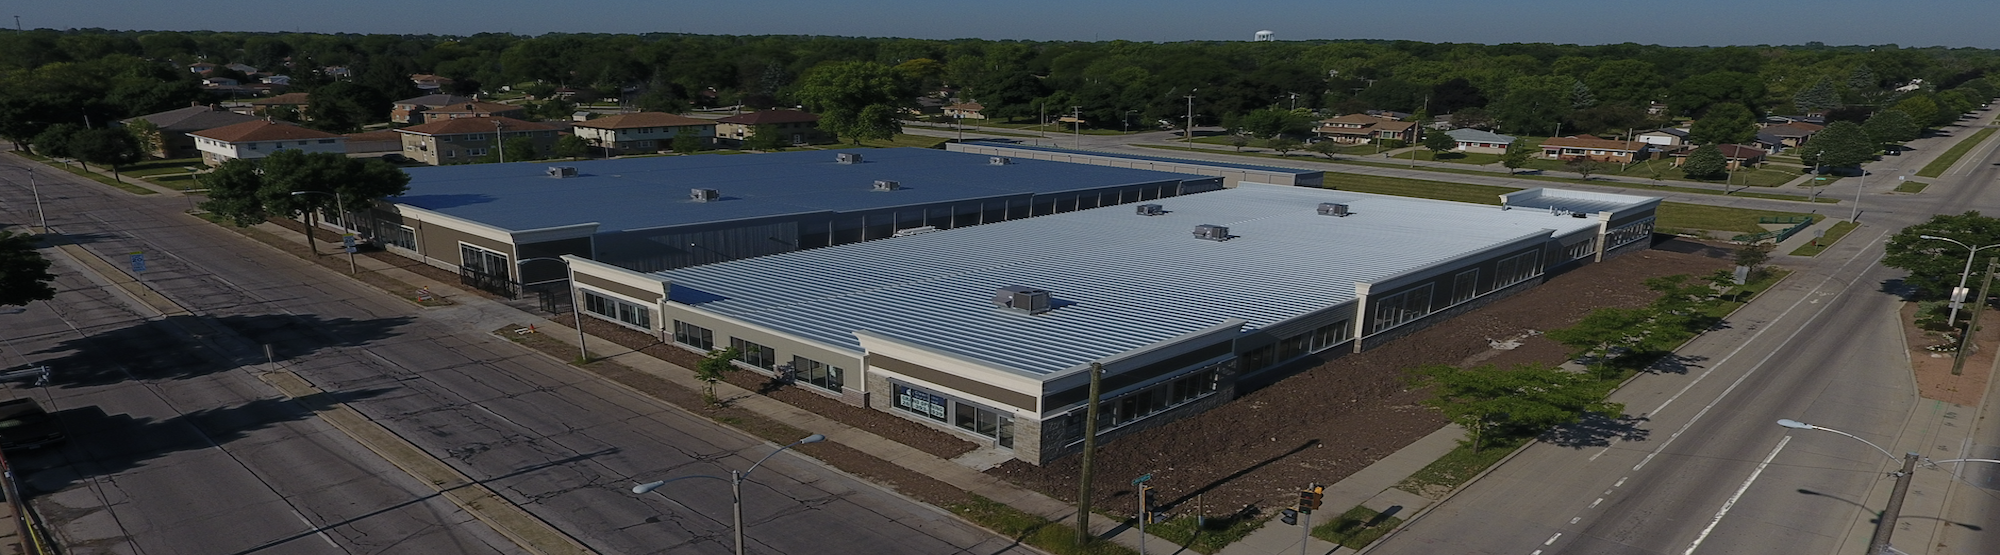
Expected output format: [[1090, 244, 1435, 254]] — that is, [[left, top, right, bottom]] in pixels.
[[1378, 139, 1407, 149]]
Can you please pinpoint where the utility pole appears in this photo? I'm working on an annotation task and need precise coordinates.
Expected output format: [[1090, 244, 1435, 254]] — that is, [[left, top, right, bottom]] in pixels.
[[1953, 257, 1998, 375], [1852, 167, 1864, 222], [1075, 362, 1104, 546], [494, 119, 506, 163], [1040, 102, 1047, 138], [1184, 93, 1197, 150], [1072, 106, 1082, 149], [1868, 453, 1920, 555]]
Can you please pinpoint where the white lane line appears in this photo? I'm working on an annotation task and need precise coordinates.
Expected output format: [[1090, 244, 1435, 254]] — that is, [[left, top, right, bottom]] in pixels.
[[1546, 533, 1562, 545], [1615, 477, 1627, 487], [1532, 551, 1542, 555], [1570, 517, 1581, 524], [1683, 436, 1791, 555], [1589, 498, 1603, 508]]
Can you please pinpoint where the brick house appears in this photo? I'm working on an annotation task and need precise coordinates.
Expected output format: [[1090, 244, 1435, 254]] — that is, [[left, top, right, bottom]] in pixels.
[[715, 110, 828, 146], [1313, 114, 1419, 144], [394, 116, 565, 165], [571, 112, 717, 155], [190, 119, 346, 166], [418, 102, 527, 123], [391, 94, 475, 124], [1539, 136, 1651, 163], [119, 102, 262, 159]]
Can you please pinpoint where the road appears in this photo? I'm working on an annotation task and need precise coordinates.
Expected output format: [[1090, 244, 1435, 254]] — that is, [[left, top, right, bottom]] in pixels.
[[1359, 111, 2000, 555], [0, 153, 1032, 554]]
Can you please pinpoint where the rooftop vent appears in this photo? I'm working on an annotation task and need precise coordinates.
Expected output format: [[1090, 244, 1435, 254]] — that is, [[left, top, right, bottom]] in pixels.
[[546, 166, 578, 178], [992, 286, 1052, 315], [836, 152, 863, 164], [1193, 224, 1230, 241], [690, 188, 720, 202], [892, 226, 938, 237], [988, 156, 1012, 165], [1317, 202, 1350, 217], [1136, 203, 1166, 216], [873, 179, 901, 191]]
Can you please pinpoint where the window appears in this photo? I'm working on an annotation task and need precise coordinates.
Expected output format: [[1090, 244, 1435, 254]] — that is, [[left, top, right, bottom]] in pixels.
[[954, 401, 1013, 448], [893, 384, 947, 422], [458, 244, 508, 276], [1452, 269, 1480, 305], [374, 223, 415, 250], [673, 320, 714, 351], [1564, 239, 1596, 261], [583, 290, 652, 330], [246, 142, 259, 150], [318, 139, 336, 144], [467, 148, 487, 156], [1095, 366, 1221, 429], [729, 337, 776, 370], [1371, 283, 1435, 332], [793, 356, 843, 392], [466, 133, 484, 141], [1605, 219, 1654, 249], [1493, 251, 1541, 289]]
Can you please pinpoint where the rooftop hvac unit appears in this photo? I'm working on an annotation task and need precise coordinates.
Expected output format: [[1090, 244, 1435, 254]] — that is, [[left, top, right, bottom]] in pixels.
[[989, 156, 1012, 165], [873, 179, 901, 191], [690, 188, 720, 202], [1193, 224, 1231, 241], [1136, 203, 1166, 216], [1317, 203, 1350, 217], [836, 152, 863, 164], [546, 166, 578, 178], [892, 226, 938, 237], [992, 286, 1052, 315]]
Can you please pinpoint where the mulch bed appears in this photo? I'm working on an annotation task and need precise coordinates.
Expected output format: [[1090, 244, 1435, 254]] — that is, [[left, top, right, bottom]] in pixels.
[[1900, 303, 1996, 406], [988, 239, 1733, 518]]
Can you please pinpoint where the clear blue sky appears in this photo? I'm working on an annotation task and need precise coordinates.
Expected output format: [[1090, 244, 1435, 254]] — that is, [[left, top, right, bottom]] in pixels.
[[19, 0, 2000, 49]]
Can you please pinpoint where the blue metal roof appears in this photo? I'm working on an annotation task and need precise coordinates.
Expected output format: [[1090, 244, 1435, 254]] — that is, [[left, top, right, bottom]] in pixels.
[[658, 184, 1648, 379], [959, 141, 1320, 176], [392, 148, 1201, 232]]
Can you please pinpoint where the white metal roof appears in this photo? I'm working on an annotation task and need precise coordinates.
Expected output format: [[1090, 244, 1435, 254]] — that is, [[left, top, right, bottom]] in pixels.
[[657, 184, 1655, 379]]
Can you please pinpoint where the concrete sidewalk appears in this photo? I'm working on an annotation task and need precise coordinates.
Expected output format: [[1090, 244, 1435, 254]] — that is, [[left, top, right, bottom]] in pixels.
[[1215, 425, 1465, 555]]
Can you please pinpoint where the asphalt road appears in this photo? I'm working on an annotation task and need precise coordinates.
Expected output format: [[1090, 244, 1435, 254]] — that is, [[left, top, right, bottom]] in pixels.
[[1361, 112, 2000, 555], [0, 154, 1032, 554]]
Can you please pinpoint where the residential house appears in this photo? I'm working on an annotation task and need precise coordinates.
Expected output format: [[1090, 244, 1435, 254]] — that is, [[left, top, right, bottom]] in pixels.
[[571, 112, 717, 155], [1761, 122, 1824, 148], [225, 63, 259, 75], [323, 66, 352, 79], [943, 102, 987, 120], [1539, 136, 1651, 163], [714, 110, 828, 146], [189, 62, 218, 75], [419, 102, 527, 123], [189, 119, 346, 166], [1647, 102, 1670, 116], [249, 92, 312, 116], [1671, 144, 1766, 170], [1443, 128, 1516, 154], [1753, 131, 1787, 153], [411, 74, 454, 91], [391, 94, 475, 124], [343, 130, 404, 156], [1761, 115, 1825, 126], [905, 97, 948, 117], [202, 77, 240, 88], [260, 75, 292, 86], [1365, 109, 1415, 120], [119, 102, 263, 158], [1313, 114, 1419, 145], [1635, 128, 1690, 147], [393, 116, 565, 165]]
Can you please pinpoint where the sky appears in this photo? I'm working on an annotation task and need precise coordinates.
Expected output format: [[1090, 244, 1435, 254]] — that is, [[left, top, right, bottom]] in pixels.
[[19, 0, 2000, 49]]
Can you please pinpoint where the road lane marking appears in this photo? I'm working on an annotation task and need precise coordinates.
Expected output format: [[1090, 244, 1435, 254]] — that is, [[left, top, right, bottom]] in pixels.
[[1545, 533, 1562, 545], [1615, 477, 1627, 487], [1589, 498, 1603, 508], [1683, 436, 1791, 555], [1570, 517, 1581, 524]]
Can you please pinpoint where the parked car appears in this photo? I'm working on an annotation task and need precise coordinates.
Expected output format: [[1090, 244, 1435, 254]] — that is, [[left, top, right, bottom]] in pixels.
[[0, 398, 64, 452]]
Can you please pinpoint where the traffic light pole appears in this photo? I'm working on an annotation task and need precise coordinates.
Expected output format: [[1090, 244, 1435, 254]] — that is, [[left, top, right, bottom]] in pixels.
[[1300, 505, 1312, 555], [1137, 484, 1148, 555]]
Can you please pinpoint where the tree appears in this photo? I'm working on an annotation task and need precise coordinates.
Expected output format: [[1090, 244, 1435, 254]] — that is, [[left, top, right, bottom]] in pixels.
[[197, 151, 411, 255], [1501, 140, 1533, 174], [635, 89, 689, 114], [1266, 137, 1301, 156], [1422, 129, 1457, 158], [125, 118, 161, 159], [1864, 109, 1922, 146], [1680, 144, 1728, 180], [1226, 135, 1250, 151], [32, 123, 82, 162], [1687, 103, 1756, 146], [671, 133, 703, 154], [1884, 212, 2000, 299], [1804, 120, 1875, 170], [1792, 77, 1840, 114], [304, 81, 390, 133], [69, 127, 142, 180], [1667, 71, 1764, 117], [1415, 363, 1621, 453], [555, 134, 591, 159], [197, 159, 269, 226], [1569, 80, 1597, 110], [1491, 75, 1573, 136], [1238, 107, 1312, 139], [792, 61, 909, 145], [1545, 308, 1650, 376], [1449, 108, 1496, 130], [1565, 157, 1604, 179], [0, 231, 57, 307], [744, 124, 787, 151], [1892, 96, 1939, 130], [1309, 140, 1340, 159], [695, 347, 741, 406]]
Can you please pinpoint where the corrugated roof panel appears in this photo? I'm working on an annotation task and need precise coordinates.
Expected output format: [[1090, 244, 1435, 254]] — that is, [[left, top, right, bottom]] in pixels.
[[658, 184, 1648, 379]]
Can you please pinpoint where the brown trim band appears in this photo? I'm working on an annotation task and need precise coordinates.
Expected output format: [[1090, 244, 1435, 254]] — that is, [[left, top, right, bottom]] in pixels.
[[867, 354, 1037, 412]]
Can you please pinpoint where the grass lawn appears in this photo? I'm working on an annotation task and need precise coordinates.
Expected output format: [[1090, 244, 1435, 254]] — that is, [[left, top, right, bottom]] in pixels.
[[1396, 435, 1528, 496], [816, 134, 951, 149], [1895, 180, 1930, 193], [965, 119, 1137, 136], [121, 158, 204, 177], [1918, 127, 1996, 177], [19, 156, 158, 195], [1788, 221, 1861, 257], [1146, 513, 1267, 554], [146, 174, 203, 191], [1321, 172, 1818, 234], [1409, 151, 1505, 165], [1656, 204, 1822, 234], [1311, 506, 1407, 550], [945, 496, 1137, 555]]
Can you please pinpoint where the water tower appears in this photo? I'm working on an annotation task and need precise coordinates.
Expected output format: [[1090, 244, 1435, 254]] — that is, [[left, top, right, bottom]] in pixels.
[[1254, 30, 1275, 42]]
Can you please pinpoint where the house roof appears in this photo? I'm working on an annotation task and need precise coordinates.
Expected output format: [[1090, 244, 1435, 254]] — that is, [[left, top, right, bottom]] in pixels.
[[946, 102, 985, 111], [394, 116, 563, 136], [1716, 144, 1767, 159], [1763, 122, 1824, 137], [425, 101, 523, 115], [716, 110, 820, 125], [572, 111, 714, 129], [124, 104, 261, 132], [1318, 114, 1391, 126], [394, 94, 474, 108], [250, 92, 311, 106], [1444, 128, 1516, 143], [189, 120, 343, 143], [654, 184, 1656, 378], [343, 130, 402, 142], [1372, 120, 1417, 132], [1540, 137, 1647, 151], [1639, 128, 1690, 138]]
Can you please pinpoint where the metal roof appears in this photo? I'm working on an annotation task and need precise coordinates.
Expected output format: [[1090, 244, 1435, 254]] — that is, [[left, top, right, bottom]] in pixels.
[[959, 141, 1320, 176], [391, 148, 1201, 233], [1444, 128, 1517, 143], [658, 184, 1649, 379], [1501, 188, 1659, 215]]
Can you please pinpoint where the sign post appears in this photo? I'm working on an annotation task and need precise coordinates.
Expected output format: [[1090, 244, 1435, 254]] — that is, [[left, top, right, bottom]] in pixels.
[[342, 234, 358, 274], [129, 252, 145, 273], [1132, 474, 1153, 555]]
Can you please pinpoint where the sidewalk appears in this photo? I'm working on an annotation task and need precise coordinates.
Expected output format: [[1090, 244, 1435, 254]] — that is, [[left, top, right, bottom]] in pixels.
[[1215, 425, 1465, 555]]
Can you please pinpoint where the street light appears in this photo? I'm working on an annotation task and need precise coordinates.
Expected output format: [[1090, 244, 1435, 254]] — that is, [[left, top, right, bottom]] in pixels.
[[1917, 235, 2000, 327], [516, 257, 588, 362], [631, 434, 827, 555], [290, 190, 352, 272], [24, 167, 46, 232], [1777, 419, 1916, 555]]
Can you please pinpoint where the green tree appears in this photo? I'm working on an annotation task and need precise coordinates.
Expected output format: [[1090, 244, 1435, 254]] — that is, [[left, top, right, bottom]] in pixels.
[[197, 150, 411, 255], [671, 133, 703, 154], [695, 347, 742, 406], [1892, 96, 1939, 130], [1545, 308, 1650, 376], [1421, 129, 1457, 158], [69, 127, 142, 180], [1501, 140, 1533, 174], [1803, 120, 1874, 170], [1309, 139, 1340, 159], [1491, 75, 1573, 136], [1667, 71, 1764, 117], [31, 123, 82, 161], [1238, 107, 1312, 139], [555, 134, 591, 159], [1266, 137, 1301, 156], [792, 61, 909, 145], [1226, 134, 1250, 152], [1680, 144, 1728, 180], [1687, 103, 1756, 146], [124, 118, 161, 159], [196, 159, 269, 226], [1791, 77, 1840, 114], [1415, 363, 1622, 453], [1863, 109, 1921, 146], [1883, 212, 2000, 299], [0, 231, 57, 307], [1565, 157, 1604, 179], [745, 124, 788, 151], [305, 81, 391, 133]]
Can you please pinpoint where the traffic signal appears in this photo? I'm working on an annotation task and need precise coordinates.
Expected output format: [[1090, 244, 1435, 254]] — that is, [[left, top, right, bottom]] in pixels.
[[1280, 508, 1299, 526], [1299, 486, 1324, 513], [1140, 484, 1155, 514]]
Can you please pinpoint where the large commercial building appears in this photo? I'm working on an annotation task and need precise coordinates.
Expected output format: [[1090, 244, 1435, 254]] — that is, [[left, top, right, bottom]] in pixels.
[[558, 183, 1660, 464], [362, 148, 1224, 293], [947, 141, 1322, 187]]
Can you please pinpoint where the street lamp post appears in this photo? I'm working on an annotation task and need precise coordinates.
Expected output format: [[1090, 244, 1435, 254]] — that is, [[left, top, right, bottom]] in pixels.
[[25, 167, 46, 232], [1184, 92, 1197, 150], [632, 434, 826, 555], [1124, 109, 1135, 133], [290, 190, 352, 272], [516, 257, 588, 362], [1777, 419, 1915, 555], [1917, 235, 2000, 328]]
